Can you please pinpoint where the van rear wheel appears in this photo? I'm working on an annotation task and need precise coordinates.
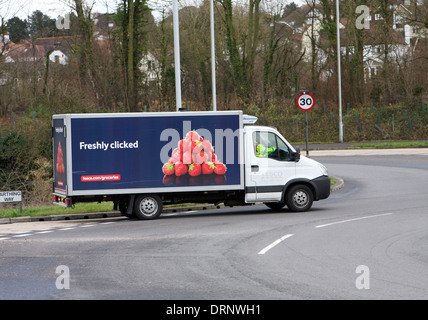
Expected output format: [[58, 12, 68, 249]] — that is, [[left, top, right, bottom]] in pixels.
[[286, 185, 313, 212], [134, 194, 162, 220]]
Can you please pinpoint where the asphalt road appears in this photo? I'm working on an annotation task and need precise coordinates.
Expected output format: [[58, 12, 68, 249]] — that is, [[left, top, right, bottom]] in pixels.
[[1, 149, 427, 300]]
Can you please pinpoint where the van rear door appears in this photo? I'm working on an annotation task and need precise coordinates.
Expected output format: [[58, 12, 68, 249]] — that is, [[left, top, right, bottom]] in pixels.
[[53, 117, 68, 196]]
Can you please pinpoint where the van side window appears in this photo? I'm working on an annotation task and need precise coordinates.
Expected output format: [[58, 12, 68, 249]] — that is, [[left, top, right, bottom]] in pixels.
[[276, 137, 291, 161], [253, 131, 291, 161]]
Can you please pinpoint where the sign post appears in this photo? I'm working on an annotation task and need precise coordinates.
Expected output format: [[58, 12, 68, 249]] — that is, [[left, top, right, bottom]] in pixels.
[[296, 91, 315, 157], [0, 190, 22, 213]]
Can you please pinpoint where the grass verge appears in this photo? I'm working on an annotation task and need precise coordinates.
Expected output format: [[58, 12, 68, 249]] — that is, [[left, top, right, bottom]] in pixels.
[[351, 141, 428, 148]]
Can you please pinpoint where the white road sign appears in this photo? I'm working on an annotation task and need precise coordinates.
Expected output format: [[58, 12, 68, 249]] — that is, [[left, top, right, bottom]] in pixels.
[[297, 93, 315, 111], [0, 191, 22, 203]]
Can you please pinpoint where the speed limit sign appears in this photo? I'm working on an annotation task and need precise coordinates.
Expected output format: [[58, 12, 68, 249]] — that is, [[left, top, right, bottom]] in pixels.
[[297, 93, 315, 111]]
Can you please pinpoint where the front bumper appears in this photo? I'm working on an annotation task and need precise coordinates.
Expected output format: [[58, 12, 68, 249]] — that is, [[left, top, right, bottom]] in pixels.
[[311, 175, 331, 200]]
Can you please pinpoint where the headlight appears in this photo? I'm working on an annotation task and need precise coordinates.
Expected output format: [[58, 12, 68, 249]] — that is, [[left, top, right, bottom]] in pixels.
[[318, 164, 328, 176]]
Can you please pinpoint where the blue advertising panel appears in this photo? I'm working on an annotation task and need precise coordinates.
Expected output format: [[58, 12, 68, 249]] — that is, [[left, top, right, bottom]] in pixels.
[[70, 113, 241, 192]]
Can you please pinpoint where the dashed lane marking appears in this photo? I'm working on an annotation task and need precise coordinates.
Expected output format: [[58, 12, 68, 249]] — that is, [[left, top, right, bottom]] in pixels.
[[0, 221, 119, 240], [315, 213, 394, 229], [258, 234, 294, 255]]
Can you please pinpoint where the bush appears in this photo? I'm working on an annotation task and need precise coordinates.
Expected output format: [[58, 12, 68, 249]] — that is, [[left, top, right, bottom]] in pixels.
[[0, 130, 37, 191], [0, 128, 52, 206]]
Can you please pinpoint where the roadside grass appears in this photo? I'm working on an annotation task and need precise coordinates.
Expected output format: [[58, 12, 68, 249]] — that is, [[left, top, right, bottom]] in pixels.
[[350, 141, 428, 148], [1, 178, 338, 219], [0, 202, 115, 219], [0, 201, 216, 219]]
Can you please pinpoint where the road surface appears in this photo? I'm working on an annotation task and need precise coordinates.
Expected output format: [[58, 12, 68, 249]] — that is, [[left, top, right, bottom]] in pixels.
[[1, 149, 427, 300]]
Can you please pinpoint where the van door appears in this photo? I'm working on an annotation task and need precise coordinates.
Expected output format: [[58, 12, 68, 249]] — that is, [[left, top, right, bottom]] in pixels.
[[53, 118, 68, 196], [245, 129, 296, 202]]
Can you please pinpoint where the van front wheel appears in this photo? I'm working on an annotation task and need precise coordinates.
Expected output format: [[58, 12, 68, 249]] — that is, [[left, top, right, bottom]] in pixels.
[[286, 185, 313, 212], [134, 194, 163, 220]]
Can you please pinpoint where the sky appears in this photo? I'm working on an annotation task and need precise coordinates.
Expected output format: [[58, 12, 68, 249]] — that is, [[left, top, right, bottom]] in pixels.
[[0, 0, 305, 21]]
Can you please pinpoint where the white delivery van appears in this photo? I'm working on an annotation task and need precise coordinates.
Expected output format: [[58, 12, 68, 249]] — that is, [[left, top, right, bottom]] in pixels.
[[52, 111, 330, 219]]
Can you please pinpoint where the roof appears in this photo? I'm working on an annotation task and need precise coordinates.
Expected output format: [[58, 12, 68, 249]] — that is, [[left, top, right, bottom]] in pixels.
[[3, 41, 47, 62], [3, 36, 76, 63], [35, 36, 76, 55]]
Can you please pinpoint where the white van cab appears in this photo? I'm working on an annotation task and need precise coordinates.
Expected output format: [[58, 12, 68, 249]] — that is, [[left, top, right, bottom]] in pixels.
[[243, 124, 330, 212]]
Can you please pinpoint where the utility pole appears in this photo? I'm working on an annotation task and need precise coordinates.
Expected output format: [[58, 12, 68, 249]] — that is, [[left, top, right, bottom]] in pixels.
[[173, 0, 182, 111], [336, 0, 344, 143], [210, 0, 217, 111]]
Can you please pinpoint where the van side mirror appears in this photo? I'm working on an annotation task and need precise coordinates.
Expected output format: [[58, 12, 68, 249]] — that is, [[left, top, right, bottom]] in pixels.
[[291, 147, 301, 162]]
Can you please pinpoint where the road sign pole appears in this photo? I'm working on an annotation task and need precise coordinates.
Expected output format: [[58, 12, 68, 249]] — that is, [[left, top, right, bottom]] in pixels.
[[296, 91, 314, 157], [305, 111, 309, 157]]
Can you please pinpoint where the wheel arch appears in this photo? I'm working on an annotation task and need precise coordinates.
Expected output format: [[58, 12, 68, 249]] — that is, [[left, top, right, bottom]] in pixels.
[[282, 178, 318, 202]]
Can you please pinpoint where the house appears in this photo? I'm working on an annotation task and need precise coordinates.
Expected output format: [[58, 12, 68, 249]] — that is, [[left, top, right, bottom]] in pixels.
[[140, 51, 162, 83], [0, 31, 11, 44], [281, 3, 346, 64], [93, 13, 116, 41], [281, 0, 425, 81], [35, 37, 74, 65], [2, 36, 73, 65], [92, 12, 161, 83]]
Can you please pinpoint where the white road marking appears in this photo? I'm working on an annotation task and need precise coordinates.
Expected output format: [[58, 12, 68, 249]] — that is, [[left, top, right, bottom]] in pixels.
[[258, 234, 294, 255], [315, 213, 394, 229], [13, 233, 33, 238], [0, 221, 118, 240]]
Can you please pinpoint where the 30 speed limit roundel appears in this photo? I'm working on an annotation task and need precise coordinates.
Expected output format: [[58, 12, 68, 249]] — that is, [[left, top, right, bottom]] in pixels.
[[297, 93, 315, 111]]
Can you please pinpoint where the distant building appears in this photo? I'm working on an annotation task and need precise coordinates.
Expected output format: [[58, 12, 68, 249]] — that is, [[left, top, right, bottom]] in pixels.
[[280, 0, 427, 81], [0, 31, 11, 44], [2, 36, 73, 65]]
